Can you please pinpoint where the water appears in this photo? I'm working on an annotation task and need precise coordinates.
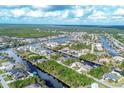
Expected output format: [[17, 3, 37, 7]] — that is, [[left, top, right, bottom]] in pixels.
[[1, 49, 67, 88], [49, 36, 70, 43], [100, 36, 118, 56]]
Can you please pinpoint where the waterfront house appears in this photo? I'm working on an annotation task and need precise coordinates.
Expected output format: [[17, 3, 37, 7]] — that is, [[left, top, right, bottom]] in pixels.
[[25, 84, 41, 88], [91, 83, 99, 88], [10, 69, 29, 80], [113, 56, 124, 62], [103, 71, 122, 82], [37, 58, 48, 63], [0, 62, 15, 71]]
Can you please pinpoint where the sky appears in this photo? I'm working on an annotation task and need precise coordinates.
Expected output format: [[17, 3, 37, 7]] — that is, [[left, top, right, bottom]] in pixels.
[[0, 5, 124, 25]]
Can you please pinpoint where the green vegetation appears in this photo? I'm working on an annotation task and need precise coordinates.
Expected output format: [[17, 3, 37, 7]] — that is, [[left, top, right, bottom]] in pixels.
[[0, 83, 3, 88], [17, 50, 46, 60], [70, 43, 91, 50], [63, 59, 78, 66], [28, 54, 46, 60], [0, 53, 8, 57], [0, 70, 5, 74], [80, 53, 97, 61], [36, 60, 94, 87], [53, 45, 68, 50], [89, 66, 110, 79], [9, 76, 43, 88], [119, 61, 124, 76], [50, 53, 63, 60], [4, 75, 13, 81], [119, 61, 124, 70], [113, 34, 124, 44], [0, 59, 8, 63], [0, 27, 60, 38]]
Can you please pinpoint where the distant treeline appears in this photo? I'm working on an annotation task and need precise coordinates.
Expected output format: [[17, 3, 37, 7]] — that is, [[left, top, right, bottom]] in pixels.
[[0, 24, 124, 37]]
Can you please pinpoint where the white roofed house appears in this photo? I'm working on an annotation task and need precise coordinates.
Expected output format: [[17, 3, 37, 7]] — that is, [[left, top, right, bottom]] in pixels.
[[103, 71, 123, 83], [0, 62, 15, 71], [98, 57, 111, 65], [70, 62, 93, 73], [113, 56, 124, 62], [95, 43, 103, 51]]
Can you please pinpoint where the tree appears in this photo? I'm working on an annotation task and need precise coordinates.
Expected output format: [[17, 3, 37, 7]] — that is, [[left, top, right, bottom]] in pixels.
[[89, 66, 110, 79], [119, 61, 124, 70], [80, 53, 97, 61]]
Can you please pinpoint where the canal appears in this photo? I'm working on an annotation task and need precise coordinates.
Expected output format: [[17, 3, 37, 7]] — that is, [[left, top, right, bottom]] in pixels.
[[99, 35, 118, 56]]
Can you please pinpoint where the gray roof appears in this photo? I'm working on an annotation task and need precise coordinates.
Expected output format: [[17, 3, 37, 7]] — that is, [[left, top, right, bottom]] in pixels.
[[104, 73, 119, 81]]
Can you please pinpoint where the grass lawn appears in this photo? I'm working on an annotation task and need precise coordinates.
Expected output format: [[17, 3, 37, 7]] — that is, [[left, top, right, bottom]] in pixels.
[[0, 59, 8, 63], [4, 75, 13, 81], [70, 43, 91, 50], [80, 53, 97, 61], [0, 83, 3, 88], [0, 70, 5, 74], [89, 66, 110, 79], [9, 76, 47, 88], [9, 76, 38, 88], [63, 59, 79, 66]]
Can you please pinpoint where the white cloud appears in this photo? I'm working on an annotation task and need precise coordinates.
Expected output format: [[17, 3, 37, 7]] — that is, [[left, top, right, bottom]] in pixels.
[[111, 16, 124, 20], [44, 11, 61, 17], [26, 10, 43, 17], [10, 9, 26, 17], [88, 10, 107, 20], [74, 9, 84, 17], [114, 8, 124, 15], [61, 10, 69, 18]]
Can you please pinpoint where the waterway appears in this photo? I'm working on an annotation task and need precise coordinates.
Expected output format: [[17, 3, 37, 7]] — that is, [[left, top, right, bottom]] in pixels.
[[99, 35, 118, 56], [48, 36, 70, 43]]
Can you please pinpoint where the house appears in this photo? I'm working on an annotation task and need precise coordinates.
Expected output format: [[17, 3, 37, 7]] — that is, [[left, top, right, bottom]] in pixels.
[[98, 57, 111, 64], [25, 84, 41, 88], [91, 83, 99, 88], [103, 71, 122, 82], [13, 72, 26, 80], [71, 62, 93, 72], [81, 49, 90, 55], [113, 56, 124, 62], [95, 43, 103, 51], [61, 47, 70, 53], [9, 69, 29, 80], [0, 62, 15, 71], [37, 58, 48, 63], [57, 56, 69, 63]]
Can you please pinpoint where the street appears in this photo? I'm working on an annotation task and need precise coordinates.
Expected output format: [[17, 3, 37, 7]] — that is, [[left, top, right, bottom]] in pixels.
[[0, 75, 9, 88]]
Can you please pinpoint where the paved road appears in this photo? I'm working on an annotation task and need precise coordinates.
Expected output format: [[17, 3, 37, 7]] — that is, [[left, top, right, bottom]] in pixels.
[[0, 75, 9, 88]]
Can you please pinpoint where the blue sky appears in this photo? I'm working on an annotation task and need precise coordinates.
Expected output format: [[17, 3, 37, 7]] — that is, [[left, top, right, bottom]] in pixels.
[[0, 5, 124, 25]]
